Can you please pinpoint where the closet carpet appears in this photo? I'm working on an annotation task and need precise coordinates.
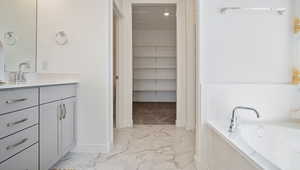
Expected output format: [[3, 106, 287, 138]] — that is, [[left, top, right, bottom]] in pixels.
[[133, 102, 176, 125]]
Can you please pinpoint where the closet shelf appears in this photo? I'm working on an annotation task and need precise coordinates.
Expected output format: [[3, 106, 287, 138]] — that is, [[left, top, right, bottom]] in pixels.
[[134, 79, 176, 82], [133, 66, 176, 69], [133, 24, 177, 102], [133, 89, 176, 92], [133, 44, 176, 47], [133, 77, 176, 80], [134, 56, 176, 58]]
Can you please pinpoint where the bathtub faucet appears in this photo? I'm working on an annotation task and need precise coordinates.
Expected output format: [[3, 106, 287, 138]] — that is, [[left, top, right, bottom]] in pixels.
[[229, 106, 260, 133]]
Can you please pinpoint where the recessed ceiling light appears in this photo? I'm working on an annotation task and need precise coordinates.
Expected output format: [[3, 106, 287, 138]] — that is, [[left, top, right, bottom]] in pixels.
[[163, 12, 170, 16]]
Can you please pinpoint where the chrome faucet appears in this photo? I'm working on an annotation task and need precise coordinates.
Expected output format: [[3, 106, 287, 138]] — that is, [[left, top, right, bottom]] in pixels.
[[16, 62, 30, 83], [229, 106, 260, 133]]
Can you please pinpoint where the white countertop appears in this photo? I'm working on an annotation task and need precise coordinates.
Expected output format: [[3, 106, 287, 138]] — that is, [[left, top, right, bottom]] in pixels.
[[0, 80, 78, 90], [0, 73, 79, 90]]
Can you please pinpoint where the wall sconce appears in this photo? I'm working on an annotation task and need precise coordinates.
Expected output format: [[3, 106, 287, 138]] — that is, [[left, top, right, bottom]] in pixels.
[[292, 68, 300, 84], [3, 32, 17, 46], [295, 18, 300, 34], [55, 31, 68, 46]]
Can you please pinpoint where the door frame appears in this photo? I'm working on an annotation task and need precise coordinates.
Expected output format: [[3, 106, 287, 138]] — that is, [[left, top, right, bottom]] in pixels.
[[108, 0, 123, 150], [116, 0, 196, 129], [113, 2, 122, 129]]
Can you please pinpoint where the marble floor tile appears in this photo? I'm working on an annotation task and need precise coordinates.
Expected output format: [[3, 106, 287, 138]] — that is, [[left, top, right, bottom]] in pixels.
[[52, 125, 196, 170]]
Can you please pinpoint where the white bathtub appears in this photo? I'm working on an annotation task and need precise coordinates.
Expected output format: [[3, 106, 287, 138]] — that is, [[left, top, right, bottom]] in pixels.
[[207, 121, 300, 170]]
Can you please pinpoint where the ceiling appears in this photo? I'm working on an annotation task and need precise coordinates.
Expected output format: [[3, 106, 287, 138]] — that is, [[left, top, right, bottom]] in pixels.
[[132, 5, 176, 30]]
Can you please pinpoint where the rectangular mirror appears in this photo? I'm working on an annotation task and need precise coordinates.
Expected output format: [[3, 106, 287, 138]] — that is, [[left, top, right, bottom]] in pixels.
[[0, 0, 37, 73]]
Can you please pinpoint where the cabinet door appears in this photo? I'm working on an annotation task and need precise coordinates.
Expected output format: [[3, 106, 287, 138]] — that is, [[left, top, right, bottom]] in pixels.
[[60, 98, 76, 156], [40, 102, 60, 170]]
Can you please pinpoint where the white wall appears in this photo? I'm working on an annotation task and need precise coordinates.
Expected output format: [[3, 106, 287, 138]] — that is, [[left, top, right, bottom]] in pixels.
[[204, 84, 300, 125], [296, 0, 300, 18], [37, 0, 113, 152], [199, 0, 294, 84]]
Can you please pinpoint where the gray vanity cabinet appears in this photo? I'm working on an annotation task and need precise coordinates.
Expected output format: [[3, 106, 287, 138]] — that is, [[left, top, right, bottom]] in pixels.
[[0, 84, 77, 170], [0, 88, 39, 170], [40, 99, 76, 170], [40, 85, 76, 170]]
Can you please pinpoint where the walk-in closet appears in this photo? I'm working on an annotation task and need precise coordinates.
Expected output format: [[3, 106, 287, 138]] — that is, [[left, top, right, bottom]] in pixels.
[[132, 4, 177, 124]]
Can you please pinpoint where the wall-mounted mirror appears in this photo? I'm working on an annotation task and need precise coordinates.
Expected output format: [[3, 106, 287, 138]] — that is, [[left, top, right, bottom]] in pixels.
[[0, 0, 36, 72]]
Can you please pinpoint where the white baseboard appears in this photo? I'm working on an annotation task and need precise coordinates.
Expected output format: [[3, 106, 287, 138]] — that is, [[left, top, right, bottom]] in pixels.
[[107, 141, 114, 152], [117, 119, 133, 128], [175, 120, 195, 130], [194, 154, 201, 170], [176, 119, 184, 128], [194, 154, 209, 170], [185, 125, 195, 131]]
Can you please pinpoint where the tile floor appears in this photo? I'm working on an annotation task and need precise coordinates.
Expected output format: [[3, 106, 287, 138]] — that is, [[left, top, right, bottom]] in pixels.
[[133, 102, 176, 125], [52, 125, 196, 170]]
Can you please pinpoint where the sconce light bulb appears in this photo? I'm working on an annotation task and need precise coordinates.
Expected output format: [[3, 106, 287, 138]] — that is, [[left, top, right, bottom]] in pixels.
[[163, 12, 170, 16]]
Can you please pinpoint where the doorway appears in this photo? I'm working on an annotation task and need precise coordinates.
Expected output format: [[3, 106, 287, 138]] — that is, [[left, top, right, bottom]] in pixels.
[[113, 4, 121, 128], [114, 0, 196, 129], [132, 4, 177, 125]]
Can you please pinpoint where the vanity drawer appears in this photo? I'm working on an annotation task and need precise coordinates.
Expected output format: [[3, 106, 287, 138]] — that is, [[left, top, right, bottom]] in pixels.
[[0, 107, 38, 138], [0, 88, 38, 115], [0, 125, 38, 163], [0, 144, 38, 170], [40, 84, 77, 104]]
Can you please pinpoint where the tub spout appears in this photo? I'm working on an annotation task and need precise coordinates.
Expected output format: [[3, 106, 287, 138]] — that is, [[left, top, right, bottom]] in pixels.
[[229, 106, 260, 133]]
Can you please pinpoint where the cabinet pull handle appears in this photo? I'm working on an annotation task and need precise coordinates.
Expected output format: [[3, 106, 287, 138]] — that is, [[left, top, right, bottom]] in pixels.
[[5, 98, 28, 104], [58, 104, 63, 120], [63, 104, 67, 119], [6, 118, 28, 127], [6, 138, 28, 150]]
